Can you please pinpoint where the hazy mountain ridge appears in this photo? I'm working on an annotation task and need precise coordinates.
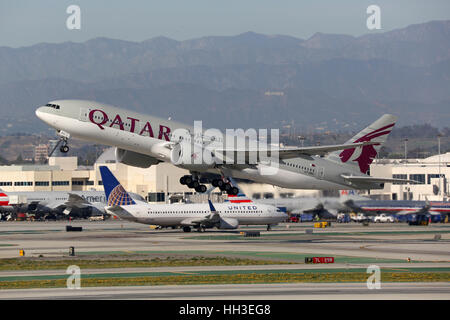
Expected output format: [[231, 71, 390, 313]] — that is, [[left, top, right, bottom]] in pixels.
[[0, 20, 449, 133]]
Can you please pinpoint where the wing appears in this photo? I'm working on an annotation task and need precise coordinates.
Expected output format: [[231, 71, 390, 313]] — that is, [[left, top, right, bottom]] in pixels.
[[180, 212, 220, 226], [396, 210, 420, 216], [341, 175, 417, 184], [216, 141, 377, 161], [65, 193, 92, 208]]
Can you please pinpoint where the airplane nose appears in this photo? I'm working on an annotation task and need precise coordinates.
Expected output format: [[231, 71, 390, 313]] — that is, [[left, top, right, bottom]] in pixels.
[[35, 106, 45, 120]]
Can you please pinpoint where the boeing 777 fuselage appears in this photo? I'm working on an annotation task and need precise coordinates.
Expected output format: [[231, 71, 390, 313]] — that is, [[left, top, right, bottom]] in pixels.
[[36, 100, 410, 192]]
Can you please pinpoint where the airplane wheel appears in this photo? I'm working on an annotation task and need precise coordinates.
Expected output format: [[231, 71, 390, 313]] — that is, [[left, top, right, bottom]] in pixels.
[[184, 176, 193, 185], [182, 226, 191, 232], [196, 185, 207, 193], [212, 179, 220, 187], [60, 145, 69, 153], [192, 181, 200, 189], [217, 180, 225, 188], [228, 187, 239, 195], [180, 176, 187, 185], [224, 183, 232, 192]]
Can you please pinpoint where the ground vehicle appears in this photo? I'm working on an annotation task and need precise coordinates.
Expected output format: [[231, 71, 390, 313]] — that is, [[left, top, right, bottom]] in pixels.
[[89, 215, 105, 221], [374, 213, 394, 223], [337, 213, 350, 223], [351, 213, 369, 222]]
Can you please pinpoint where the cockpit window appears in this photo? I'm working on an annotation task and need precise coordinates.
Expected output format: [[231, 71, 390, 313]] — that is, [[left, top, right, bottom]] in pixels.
[[45, 103, 60, 109]]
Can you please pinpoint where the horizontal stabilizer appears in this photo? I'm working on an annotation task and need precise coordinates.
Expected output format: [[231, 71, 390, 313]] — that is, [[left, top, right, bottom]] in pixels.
[[105, 205, 137, 221], [341, 175, 418, 184]]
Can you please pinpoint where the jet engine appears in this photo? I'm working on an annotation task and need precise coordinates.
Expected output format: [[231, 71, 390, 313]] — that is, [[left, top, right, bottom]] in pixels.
[[170, 142, 217, 170], [218, 217, 239, 229], [115, 148, 161, 168]]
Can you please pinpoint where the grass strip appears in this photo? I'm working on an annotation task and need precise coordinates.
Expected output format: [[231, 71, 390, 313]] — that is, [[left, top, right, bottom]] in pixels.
[[0, 272, 448, 289], [0, 256, 292, 271]]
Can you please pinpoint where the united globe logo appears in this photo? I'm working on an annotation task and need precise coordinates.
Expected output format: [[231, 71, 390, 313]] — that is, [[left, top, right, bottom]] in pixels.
[[107, 185, 134, 206]]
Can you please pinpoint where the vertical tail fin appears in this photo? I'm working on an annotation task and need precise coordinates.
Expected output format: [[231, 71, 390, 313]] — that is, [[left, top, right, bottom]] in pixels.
[[99, 166, 135, 206], [328, 114, 397, 174]]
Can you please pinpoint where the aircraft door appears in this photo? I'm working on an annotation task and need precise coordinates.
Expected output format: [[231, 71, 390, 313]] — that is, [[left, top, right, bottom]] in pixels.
[[79, 108, 90, 122], [315, 167, 325, 179]]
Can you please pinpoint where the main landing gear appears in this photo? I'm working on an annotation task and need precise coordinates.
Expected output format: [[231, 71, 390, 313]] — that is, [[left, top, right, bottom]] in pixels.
[[179, 175, 239, 195], [179, 175, 207, 193], [212, 178, 239, 196]]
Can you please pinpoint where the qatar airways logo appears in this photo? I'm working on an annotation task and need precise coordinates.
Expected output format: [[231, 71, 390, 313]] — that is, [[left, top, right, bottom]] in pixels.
[[88, 109, 171, 141], [339, 123, 394, 174]]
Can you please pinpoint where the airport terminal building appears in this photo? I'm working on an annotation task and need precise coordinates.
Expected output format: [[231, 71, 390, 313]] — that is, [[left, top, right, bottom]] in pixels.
[[369, 153, 450, 201], [1, 146, 448, 203], [0, 148, 316, 203]]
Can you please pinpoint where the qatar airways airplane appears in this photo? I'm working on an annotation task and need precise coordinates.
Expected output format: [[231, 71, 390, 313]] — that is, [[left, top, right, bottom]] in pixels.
[[99, 166, 287, 232], [36, 100, 412, 194]]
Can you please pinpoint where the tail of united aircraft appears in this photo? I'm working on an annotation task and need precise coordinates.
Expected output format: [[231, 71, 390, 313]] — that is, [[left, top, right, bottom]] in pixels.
[[99, 166, 135, 206], [328, 114, 397, 174]]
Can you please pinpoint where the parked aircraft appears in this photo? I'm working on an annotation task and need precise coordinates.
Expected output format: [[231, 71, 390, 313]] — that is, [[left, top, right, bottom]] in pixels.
[[345, 199, 450, 218], [0, 189, 143, 220], [255, 190, 368, 219], [36, 100, 413, 193], [99, 166, 287, 232]]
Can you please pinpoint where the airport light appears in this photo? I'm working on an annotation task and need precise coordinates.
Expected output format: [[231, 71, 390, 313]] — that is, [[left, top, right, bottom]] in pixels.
[[403, 138, 408, 161], [438, 134, 442, 199], [298, 135, 305, 147]]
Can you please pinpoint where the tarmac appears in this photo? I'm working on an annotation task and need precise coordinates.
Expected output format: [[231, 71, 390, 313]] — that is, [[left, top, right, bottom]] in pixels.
[[0, 220, 449, 299]]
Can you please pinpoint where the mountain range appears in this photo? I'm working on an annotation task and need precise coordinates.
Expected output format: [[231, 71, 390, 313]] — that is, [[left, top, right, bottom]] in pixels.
[[0, 20, 449, 134]]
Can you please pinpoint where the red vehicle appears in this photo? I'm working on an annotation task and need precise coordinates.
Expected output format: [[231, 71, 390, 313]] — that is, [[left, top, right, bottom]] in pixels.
[[289, 215, 299, 223]]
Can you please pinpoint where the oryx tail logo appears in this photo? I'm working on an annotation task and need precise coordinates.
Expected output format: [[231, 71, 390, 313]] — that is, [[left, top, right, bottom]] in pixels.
[[339, 123, 394, 174], [107, 185, 135, 206]]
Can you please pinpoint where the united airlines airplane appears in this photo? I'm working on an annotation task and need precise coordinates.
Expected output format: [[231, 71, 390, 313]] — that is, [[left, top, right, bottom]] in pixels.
[[36, 100, 412, 194], [99, 166, 287, 232]]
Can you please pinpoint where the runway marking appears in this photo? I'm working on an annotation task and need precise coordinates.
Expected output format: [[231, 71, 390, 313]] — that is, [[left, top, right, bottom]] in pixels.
[[172, 272, 199, 275]]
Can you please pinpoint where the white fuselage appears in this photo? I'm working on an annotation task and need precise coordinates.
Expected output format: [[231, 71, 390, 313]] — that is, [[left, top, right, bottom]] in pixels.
[[107, 202, 286, 228], [35, 100, 370, 190]]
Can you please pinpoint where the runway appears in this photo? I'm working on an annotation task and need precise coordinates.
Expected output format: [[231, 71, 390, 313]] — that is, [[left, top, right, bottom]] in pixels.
[[1, 283, 448, 300], [0, 220, 449, 299]]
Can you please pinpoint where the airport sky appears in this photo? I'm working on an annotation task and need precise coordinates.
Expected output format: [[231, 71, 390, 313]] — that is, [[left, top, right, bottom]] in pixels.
[[1, 0, 449, 48]]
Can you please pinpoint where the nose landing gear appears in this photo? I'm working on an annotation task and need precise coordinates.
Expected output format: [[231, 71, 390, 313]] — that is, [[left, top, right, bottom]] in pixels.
[[49, 130, 71, 156]]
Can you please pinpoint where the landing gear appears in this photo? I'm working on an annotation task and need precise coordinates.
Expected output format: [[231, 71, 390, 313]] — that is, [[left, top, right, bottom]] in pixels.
[[180, 175, 239, 195], [182, 226, 191, 232], [49, 130, 71, 156], [60, 144, 69, 153], [267, 224, 272, 231], [195, 185, 207, 193], [180, 174, 208, 193], [215, 178, 239, 195]]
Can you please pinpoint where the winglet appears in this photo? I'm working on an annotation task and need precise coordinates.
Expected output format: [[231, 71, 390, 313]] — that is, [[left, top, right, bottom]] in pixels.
[[99, 166, 135, 206], [208, 199, 217, 212]]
